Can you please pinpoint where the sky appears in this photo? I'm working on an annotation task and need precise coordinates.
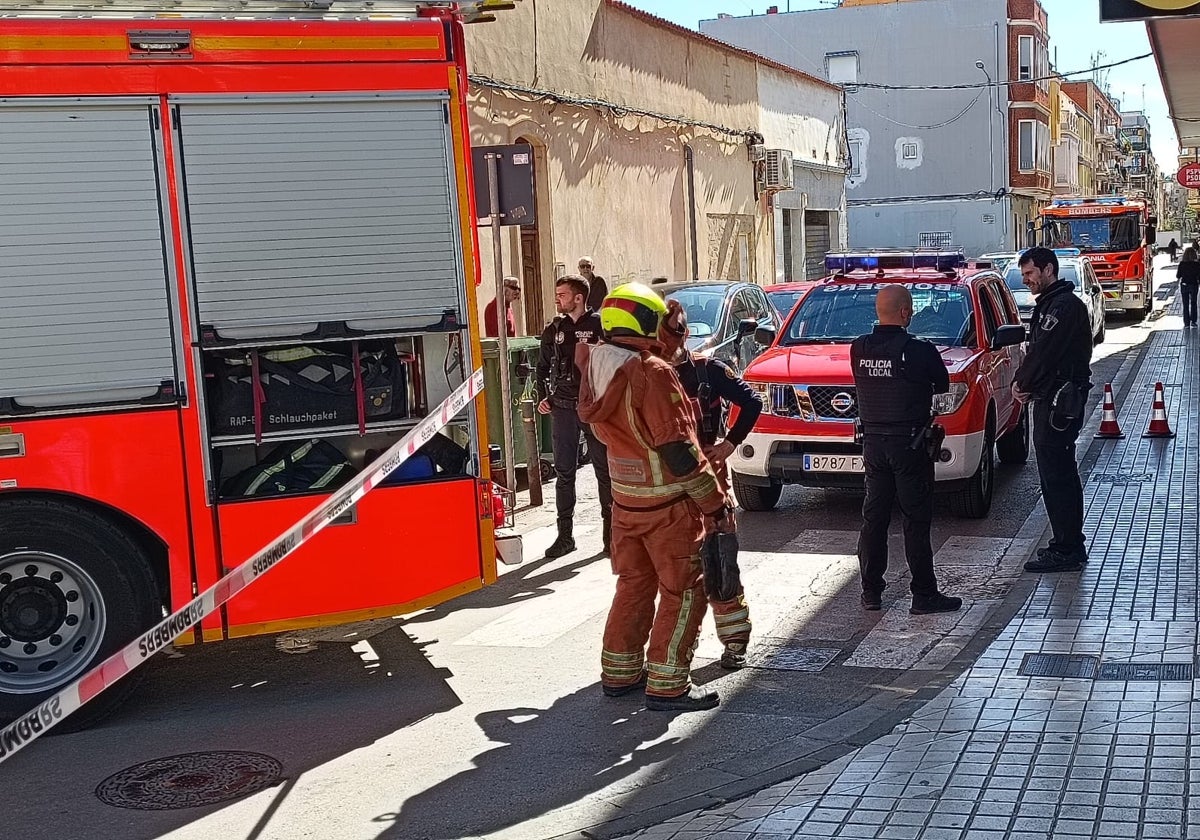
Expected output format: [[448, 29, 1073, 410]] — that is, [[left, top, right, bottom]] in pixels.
[[627, 0, 1180, 174]]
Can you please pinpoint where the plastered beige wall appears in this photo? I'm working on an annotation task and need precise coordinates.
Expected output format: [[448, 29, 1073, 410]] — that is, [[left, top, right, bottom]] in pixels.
[[465, 0, 843, 333]]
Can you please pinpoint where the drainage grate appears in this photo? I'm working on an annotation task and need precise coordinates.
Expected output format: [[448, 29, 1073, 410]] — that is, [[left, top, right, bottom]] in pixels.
[[747, 640, 840, 672], [1018, 653, 1099, 679], [96, 751, 283, 811], [1090, 472, 1155, 485], [1095, 662, 1193, 682]]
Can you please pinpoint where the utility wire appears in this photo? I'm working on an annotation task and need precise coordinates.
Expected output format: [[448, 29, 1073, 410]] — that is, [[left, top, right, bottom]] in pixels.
[[849, 87, 984, 131], [468, 74, 760, 141], [852, 52, 1153, 91]]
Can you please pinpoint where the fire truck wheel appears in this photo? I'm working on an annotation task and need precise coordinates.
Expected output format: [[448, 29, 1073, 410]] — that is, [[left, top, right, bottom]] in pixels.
[[996, 405, 1030, 465], [949, 420, 994, 519], [0, 498, 160, 733], [732, 473, 782, 512]]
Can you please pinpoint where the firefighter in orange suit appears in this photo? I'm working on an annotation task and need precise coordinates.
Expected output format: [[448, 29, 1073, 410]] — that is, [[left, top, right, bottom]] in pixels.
[[577, 282, 733, 713]]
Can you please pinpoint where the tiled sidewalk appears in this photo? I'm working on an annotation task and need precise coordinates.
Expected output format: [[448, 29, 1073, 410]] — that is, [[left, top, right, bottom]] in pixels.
[[626, 324, 1200, 840]]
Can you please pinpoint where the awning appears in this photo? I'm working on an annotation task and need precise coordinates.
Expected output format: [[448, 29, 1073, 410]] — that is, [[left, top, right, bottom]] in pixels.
[[1146, 15, 1200, 148]]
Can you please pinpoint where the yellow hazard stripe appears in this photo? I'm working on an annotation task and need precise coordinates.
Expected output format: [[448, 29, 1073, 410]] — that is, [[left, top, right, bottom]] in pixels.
[[0, 35, 126, 51], [0, 34, 440, 53], [193, 35, 440, 52]]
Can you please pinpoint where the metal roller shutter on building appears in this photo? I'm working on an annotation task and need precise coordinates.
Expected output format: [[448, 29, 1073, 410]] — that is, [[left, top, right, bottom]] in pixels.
[[175, 96, 463, 341], [804, 211, 831, 280], [0, 101, 177, 408]]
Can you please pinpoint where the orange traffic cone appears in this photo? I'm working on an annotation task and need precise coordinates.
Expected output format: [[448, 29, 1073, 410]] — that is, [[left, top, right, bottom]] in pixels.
[[1094, 384, 1124, 439], [1143, 382, 1175, 439]]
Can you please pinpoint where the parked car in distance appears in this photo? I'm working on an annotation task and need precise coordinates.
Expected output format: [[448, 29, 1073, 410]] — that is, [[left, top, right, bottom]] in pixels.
[[654, 280, 778, 372], [765, 280, 819, 320], [997, 249, 1106, 344], [731, 250, 1028, 519]]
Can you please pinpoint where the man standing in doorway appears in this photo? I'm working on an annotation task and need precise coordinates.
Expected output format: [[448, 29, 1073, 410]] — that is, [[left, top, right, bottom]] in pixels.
[[1013, 247, 1093, 572], [485, 276, 520, 338], [578, 256, 609, 312], [537, 275, 613, 558]]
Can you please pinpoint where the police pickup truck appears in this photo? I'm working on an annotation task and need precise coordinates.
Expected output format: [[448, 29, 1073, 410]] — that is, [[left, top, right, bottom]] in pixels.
[[730, 250, 1027, 519]]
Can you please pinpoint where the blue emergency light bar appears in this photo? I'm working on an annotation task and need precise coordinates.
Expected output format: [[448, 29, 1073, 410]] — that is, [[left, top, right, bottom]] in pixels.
[[1052, 248, 1082, 257], [1049, 196, 1127, 206], [824, 249, 966, 273]]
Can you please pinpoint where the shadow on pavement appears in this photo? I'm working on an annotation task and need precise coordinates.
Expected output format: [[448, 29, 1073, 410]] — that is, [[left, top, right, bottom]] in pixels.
[[3, 623, 460, 840], [376, 684, 677, 839]]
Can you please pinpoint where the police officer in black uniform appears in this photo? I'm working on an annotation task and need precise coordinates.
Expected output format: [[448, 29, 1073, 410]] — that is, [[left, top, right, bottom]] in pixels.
[[536, 275, 613, 558], [1013, 247, 1093, 572], [852, 285, 961, 615]]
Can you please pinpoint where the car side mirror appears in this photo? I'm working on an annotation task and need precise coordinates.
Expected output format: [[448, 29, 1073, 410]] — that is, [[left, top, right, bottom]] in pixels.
[[991, 324, 1025, 350], [736, 318, 758, 338], [754, 325, 777, 346]]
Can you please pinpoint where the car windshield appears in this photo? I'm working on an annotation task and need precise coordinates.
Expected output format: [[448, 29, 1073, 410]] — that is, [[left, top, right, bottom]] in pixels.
[[1048, 213, 1141, 253], [1003, 263, 1079, 292], [783, 283, 975, 347], [767, 289, 805, 317], [663, 287, 726, 337]]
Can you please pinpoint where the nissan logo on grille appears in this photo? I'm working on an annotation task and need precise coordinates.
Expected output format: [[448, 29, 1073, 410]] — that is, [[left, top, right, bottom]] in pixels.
[[830, 392, 855, 413]]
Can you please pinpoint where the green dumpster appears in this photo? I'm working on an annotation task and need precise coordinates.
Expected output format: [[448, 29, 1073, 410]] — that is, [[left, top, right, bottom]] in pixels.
[[480, 337, 551, 470]]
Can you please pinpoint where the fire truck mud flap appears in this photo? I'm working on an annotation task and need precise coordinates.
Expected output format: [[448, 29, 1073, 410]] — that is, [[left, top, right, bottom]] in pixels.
[[495, 530, 523, 567]]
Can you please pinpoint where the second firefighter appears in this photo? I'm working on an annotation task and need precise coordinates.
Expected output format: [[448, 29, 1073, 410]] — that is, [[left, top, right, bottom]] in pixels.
[[659, 300, 761, 670]]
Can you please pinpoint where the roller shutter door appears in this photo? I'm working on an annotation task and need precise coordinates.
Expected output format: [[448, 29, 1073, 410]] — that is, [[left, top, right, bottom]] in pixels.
[[0, 101, 176, 409], [175, 96, 463, 341], [804, 210, 831, 280]]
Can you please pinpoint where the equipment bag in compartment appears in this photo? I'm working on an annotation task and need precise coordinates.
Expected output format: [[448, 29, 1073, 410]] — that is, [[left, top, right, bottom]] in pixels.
[[208, 343, 409, 437], [220, 438, 356, 498]]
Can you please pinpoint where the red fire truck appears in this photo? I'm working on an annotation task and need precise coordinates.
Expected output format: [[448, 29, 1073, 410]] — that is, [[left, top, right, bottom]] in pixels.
[[1038, 196, 1157, 317], [0, 1, 521, 727]]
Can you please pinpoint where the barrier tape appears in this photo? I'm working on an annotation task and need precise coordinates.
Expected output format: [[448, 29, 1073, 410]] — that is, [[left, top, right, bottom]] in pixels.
[[0, 367, 486, 764]]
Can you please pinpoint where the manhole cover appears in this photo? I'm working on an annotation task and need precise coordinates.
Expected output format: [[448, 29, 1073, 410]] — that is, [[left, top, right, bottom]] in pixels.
[[1096, 662, 1193, 682], [1090, 472, 1155, 485], [747, 640, 840, 672], [1018, 653, 1098, 679], [96, 751, 283, 811]]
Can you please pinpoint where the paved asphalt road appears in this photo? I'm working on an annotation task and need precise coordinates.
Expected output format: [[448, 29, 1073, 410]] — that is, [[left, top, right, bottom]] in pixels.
[[2, 258, 1177, 840]]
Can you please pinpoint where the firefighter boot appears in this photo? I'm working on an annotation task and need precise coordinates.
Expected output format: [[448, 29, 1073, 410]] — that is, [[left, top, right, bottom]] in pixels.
[[544, 518, 576, 559], [720, 643, 747, 670]]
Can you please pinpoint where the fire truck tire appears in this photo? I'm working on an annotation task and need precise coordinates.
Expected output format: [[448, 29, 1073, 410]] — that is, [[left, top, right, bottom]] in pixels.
[[0, 498, 160, 733], [732, 473, 782, 512], [996, 405, 1030, 465], [948, 420, 994, 519]]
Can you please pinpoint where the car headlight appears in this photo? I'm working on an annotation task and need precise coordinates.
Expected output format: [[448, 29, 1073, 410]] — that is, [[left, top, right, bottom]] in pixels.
[[932, 382, 969, 416], [747, 381, 771, 414]]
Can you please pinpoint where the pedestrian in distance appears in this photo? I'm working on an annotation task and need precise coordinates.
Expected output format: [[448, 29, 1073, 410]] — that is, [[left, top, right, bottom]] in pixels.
[[1168, 238, 1180, 263], [1013, 247, 1093, 573], [484, 276, 520, 338], [1176, 246, 1200, 327], [577, 283, 732, 712], [851, 285, 961, 615], [578, 256, 609, 312], [659, 300, 761, 670], [536, 275, 613, 558]]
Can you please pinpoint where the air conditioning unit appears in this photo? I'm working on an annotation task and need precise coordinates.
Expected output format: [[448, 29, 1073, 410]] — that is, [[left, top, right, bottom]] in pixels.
[[747, 143, 766, 162], [762, 148, 794, 191]]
